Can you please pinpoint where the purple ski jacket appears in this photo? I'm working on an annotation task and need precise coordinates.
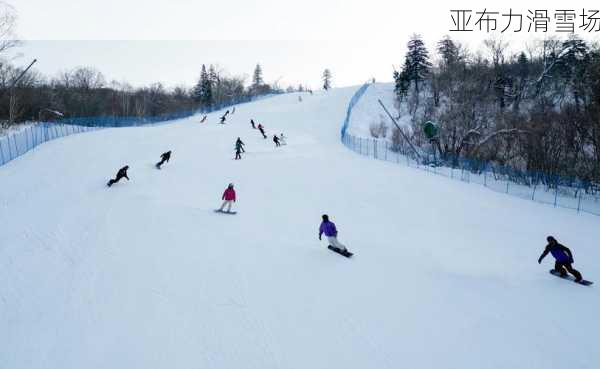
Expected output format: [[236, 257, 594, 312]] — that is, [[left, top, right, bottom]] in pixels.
[[319, 221, 338, 237]]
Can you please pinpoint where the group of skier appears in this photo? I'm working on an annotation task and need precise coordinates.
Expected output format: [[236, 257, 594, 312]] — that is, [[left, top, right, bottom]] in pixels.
[[104, 108, 591, 283]]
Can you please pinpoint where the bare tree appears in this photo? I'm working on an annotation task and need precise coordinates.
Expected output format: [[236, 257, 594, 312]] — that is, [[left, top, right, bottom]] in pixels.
[[0, 1, 19, 55]]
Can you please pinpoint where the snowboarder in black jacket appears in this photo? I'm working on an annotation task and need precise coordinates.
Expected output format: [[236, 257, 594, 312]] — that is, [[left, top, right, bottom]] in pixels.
[[235, 146, 242, 160], [156, 151, 171, 169], [273, 135, 281, 147], [258, 124, 267, 139], [107, 165, 130, 187], [220, 115, 226, 124], [251, 119, 256, 129], [538, 236, 583, 282], [235, 138, 245, 153]]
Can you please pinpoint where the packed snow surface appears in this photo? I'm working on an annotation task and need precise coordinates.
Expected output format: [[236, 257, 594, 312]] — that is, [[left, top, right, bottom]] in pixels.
[[1, 86, 599, 369]]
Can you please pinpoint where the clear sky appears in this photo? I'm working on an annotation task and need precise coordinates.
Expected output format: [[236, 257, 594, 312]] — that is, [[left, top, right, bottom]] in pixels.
[[7, 0, 600, 89]]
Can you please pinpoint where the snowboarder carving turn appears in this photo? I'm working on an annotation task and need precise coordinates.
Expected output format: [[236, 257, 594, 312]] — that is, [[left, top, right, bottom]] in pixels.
[[273, 135, 281, 147], [319, 214, 352, 257], [216, 183, 236, 213], [107, 165, 130, 187], [156, 151, 171, 169], [539, 236, 587, 284], [258, 123, 267, 139], [251, 119, 256, 129]]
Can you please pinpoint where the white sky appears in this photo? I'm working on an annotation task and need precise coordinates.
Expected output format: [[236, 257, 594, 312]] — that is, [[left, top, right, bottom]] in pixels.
[[7, 0, 600, 89]]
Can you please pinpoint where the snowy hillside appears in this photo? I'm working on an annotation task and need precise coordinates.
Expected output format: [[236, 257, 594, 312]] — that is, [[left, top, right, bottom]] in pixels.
[[1, 86, 599, 369], [347, 82, 412, 138]]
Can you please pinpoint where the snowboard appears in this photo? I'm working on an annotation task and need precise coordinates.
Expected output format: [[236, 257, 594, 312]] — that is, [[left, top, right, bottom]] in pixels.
[[214, 209, 237, 215], [328, 245, 353, 258], [549, 269, 593, 286]]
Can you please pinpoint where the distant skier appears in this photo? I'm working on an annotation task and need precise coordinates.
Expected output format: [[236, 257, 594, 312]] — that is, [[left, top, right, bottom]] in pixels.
[[258, 123, 267, 139], [220, 115, 227, 124], [200, 115, 207, 123], [318, 214, 348, 252], [156, 151, 171, 169], [298, 96, 303, 102], [273, 135, 281, 147], [251, 119, 256, 129], [218, 183, 236, 213], [107, 165, 130, 187], [279, 133, 287, 145], [231, 107, 236, 114], [235, 137, 245, 153], [538, 236, 583, 282], [224, 109, 230, 117], [235, 146, 242, 160]]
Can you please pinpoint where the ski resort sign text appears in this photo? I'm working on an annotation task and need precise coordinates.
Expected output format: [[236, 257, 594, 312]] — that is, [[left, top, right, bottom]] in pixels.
[[450, 9, 599, 34]]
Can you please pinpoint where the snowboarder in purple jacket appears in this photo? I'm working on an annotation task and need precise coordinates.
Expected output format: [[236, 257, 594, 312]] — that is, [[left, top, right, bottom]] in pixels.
[[319, 214, 347, 251], [538, 236, 583, 282]]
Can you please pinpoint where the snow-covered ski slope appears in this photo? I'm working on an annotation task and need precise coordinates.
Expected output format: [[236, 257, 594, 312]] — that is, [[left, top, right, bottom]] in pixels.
[[1, 86, 599, 369]]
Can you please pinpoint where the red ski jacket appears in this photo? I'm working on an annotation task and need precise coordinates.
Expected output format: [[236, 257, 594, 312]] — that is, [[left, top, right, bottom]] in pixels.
[[222, 188, 236, 201]]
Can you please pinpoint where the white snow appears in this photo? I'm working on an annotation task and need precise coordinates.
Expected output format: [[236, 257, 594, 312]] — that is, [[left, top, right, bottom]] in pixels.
[[1, 86, 599, 369], [347, 82, 412, 138]]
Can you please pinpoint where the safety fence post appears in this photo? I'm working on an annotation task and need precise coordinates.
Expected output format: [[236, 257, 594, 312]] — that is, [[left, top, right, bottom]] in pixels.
[[24, 128, 30, 152], [554, 186, 559, 208], [385, 141, 388, 161], [10, 134, 17, 157], [374, 139, 377, 159], [577, 191, 582, 213], [0, 139, 5, 164]]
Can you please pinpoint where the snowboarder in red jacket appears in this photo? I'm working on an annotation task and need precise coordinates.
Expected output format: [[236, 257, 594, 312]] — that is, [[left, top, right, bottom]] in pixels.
[[219, 183, 236, 212]]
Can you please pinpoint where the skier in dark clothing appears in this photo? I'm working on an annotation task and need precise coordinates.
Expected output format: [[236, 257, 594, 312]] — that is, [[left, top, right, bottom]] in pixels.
[[231, 107, 235, 114], [273, 135, 281, 147], [258, 123, 267, 139], [251, 119, 256, 129], [200, 115, 207, 123], [538, 236, 583, 282], [156, 151, 171, 169], [235, 138, 245, 153], [235, 147, 242, 160], [220, 115, 226, 124], [107, 165, 130, 187]]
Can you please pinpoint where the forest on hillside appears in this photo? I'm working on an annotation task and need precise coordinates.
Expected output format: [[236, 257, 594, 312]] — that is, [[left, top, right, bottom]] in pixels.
[[389, 35, 600, 185]]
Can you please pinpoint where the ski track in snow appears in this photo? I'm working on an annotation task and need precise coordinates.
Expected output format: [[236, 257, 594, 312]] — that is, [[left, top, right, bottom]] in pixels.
[[1, 86, 599, 369]]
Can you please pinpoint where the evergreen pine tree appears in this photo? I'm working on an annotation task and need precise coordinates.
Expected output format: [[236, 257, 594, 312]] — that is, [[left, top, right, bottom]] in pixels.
[[437, 36, 459, 69], [322, 69, 332, 90], [403, 35, 432, 94], [197, 64, 213, 107], [252, 64, 264, 89], [393, 70, 410, 102]]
